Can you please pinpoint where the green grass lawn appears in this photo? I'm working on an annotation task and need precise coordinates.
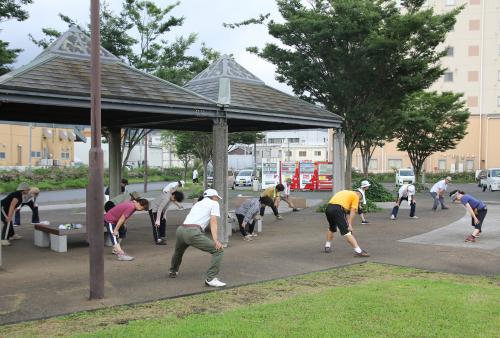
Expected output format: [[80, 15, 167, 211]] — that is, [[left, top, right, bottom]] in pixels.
[[2, 263, 499, 337]]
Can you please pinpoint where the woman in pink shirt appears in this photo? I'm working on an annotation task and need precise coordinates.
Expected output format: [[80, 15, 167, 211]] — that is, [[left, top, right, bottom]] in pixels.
[[104, 198, 149, 261]]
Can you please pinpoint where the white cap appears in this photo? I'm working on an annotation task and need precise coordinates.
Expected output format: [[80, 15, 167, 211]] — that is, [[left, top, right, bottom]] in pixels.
[[445, 176, 452, 182], [179, 180, 185, 186], [203, 189, 222, 199], [360, 180, 371, 188], [407, 184, 416, 195]]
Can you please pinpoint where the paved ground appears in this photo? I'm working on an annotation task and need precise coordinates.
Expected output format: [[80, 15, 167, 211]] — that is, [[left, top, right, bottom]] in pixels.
[[0, 184, 499, 325]]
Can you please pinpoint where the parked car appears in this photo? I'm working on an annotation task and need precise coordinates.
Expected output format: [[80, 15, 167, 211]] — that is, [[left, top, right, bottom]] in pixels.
[[235, 169, 256, 187], [484, 168, 500, 192], [475, 169, 487, 187], [207, 169, 236, 189], [395, 168, 415, 186]]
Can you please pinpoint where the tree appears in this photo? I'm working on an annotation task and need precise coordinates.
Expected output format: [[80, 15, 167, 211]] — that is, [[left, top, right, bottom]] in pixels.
[[0, 0, 33, 75], [228, 132, 264, 151], [394, 91, 469, 181], [230, 0, 461, 187]]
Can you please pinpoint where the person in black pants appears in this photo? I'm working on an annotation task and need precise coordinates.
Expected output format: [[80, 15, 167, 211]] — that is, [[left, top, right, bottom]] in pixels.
[[390, 184, 418, 220], [14, 187, 40, 226], [148, 191, 185, 245], [235, 198, 263, 241], [260, 184, 285, 220], [450, 190, 487, 242], [1, 183, 30, 245]]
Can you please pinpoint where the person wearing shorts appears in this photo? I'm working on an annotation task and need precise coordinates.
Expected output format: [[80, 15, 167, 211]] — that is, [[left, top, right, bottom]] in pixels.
[[104, 198, 149, 261], [324, 190, 370, 257], [450, 190, 487, 242]]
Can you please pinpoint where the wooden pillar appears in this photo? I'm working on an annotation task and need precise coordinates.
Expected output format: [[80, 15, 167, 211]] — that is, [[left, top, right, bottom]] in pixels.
[[212, 117, 229, 246], [332, 129, 346, 195], [108, 128, 122, 198]]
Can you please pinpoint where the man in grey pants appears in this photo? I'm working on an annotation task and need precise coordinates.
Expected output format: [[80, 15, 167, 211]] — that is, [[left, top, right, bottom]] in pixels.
[[169, 189, 226, 287]]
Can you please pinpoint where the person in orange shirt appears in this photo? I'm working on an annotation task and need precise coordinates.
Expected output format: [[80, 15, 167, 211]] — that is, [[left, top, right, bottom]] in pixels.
[[323, 190, 370, 257]]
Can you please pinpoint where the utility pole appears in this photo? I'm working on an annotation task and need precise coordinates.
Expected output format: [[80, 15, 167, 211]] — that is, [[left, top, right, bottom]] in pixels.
[[144, 133, 148, 193]]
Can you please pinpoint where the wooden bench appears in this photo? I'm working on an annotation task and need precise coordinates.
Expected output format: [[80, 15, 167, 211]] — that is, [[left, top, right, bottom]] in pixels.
[[34, 224, 111, 253]]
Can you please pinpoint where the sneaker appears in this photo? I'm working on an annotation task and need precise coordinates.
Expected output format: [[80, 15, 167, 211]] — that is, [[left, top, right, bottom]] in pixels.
[[10, 234, 22, 240], [390, 215, 396, 220], [276, 215, 284, 220], [292, 208, 299, 212], [465, 235, 476, 243], [117, 253, 134, 261], [13, 224, 20, 227], [441, 207, 449, 210], [354, 250, 370, 257], [324, 246, 332, 253], [156, 239, 167, 245], [361, 220, 369, 224], [409, 216, 419, 219], [243, 235, 253, 241], [249, 232, 258, 237], [168, 270, 178, 278], [205, 277, 226, 287], [1, 239, 11, 246]]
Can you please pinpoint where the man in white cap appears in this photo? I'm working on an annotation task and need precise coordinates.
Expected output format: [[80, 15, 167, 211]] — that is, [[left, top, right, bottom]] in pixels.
[[357, 180, 371, 224], [168, 188, 226, 287], [390, 184, 418, 220], [430, 176, 451, 211]]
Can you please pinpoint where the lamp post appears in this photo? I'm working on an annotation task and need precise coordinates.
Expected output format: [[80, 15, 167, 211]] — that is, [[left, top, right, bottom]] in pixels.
[[88, 0, 105, 300]]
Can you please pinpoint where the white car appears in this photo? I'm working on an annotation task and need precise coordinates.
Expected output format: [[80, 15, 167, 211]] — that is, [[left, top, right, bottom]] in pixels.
[[485, 168, 500, 192], [395, 168, 415, 187], [235, 169, 255, 187]]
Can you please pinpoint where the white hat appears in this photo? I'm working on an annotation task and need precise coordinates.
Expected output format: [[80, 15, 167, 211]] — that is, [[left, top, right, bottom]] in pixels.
[[407, 184, 416, 195], [360, 180, 371, 188], [203, 188, 222, 199], [445, 176, 452, 181], [179, 180, 185, 186]]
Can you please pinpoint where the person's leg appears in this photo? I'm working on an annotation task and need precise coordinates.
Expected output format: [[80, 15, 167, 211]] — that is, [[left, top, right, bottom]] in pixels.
[[260, 196, 272, 216], [336, 210, 369, 256], [472, 209, 487, 237], [104, 221, 121, 253], [236, 214, 248, 237], [430, 192, 438, 210], [439, 195, 448, 209], [410, 201, 416, 217], [188, 229, 224, 281], [248, 220, 256, 234], [27, 200, 40, 223], [170, 227, 190, 273], [324, 204, 337, 252], [391, 205, 399, 219], [159, 212, 166, 239], [14, 208, 21, 225], [1, 209, 10, 241], [148, 210, 161, 243]]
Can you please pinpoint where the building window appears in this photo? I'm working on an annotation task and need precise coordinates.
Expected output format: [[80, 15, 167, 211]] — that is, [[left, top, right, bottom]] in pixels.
[[466, 160, 474, 172], [438, 159, 446, 171], [267, 138, 284, 144], [285, 151, 292, 157], [61, 151, 70, 160], [314, 151, 322, 156], [469, 20, 480, 31], [445, 0, 455, 5], [467, 96, 478, 107], [369, 159, 378, 170], [299, 151, 307, 157], [388, 159, 402, 169], [0, 152, 5, 160], [468, 45, 479, 56], [287, 138, 300, 143], [31, 151, 41, 158], [446, 47, 454, 56], [468, 71, 479, 82], [444, 72, 453, 82]]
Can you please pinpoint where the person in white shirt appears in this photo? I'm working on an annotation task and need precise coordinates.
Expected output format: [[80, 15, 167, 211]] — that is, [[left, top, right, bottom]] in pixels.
[[163, 180, 185, 209], [192, 169, 199, 183], [430, 176, 451, 210], [168, 189, 226, 287], [390, 184, 418, 220], [357, 180, 371, 224]]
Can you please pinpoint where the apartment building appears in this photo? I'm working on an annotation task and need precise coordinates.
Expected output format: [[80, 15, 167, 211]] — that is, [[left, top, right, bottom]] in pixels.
[[0, 124, 77, 167], [335, 0, 500, 173]]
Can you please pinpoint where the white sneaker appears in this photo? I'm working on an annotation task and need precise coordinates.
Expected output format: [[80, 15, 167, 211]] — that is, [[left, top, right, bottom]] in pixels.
[[1, 239, 11, 246], [205, 277, 226, 287], [410, 216, 419, 219], [276, 215, 284, 220], [10, 234, 22, 240], [390, 215, 395, 220], [249, 233, 258, 237], [13, 224, 20, 227], [117, 253, 134, 261], [243, 235, 253, 241]]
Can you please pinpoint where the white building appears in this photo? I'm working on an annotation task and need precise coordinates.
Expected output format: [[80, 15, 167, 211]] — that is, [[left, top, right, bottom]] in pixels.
[[256, 129, 329, 163]]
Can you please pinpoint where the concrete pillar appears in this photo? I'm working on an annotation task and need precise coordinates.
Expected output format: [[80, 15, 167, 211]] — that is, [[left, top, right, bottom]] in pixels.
[[212, 117, 229, 246], [108, 128, 122, 198], [332, 129, 346, 195]]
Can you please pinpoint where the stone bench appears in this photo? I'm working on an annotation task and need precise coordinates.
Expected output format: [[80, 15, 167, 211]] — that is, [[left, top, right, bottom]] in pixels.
[[34, 224, 111, 253]]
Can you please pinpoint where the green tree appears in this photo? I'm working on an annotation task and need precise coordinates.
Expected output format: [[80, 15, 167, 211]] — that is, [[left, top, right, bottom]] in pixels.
[[0, 0, 33, 75], [395, 91, 470, 181], [230, 0, 461, 187]]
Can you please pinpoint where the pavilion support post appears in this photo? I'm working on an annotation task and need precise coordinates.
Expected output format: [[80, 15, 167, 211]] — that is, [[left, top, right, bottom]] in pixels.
[[332, 129, 346, 195], [212, 116, 229, 246], [109, 128, 122, 198], [88, 0, 104, 300]]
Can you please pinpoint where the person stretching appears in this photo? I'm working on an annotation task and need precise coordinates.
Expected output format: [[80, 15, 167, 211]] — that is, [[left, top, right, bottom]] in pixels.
[[235, 197, 263, 241], [390, 184, 418, 220], [450, 190, 487, 243], [260, 184, 285, 220], [148, 190, 185, 245], [324, 190, 370, 257]]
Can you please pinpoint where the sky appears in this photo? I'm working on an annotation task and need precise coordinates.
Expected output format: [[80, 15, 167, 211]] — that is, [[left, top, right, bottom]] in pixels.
[[1, 0, 292, 93]]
